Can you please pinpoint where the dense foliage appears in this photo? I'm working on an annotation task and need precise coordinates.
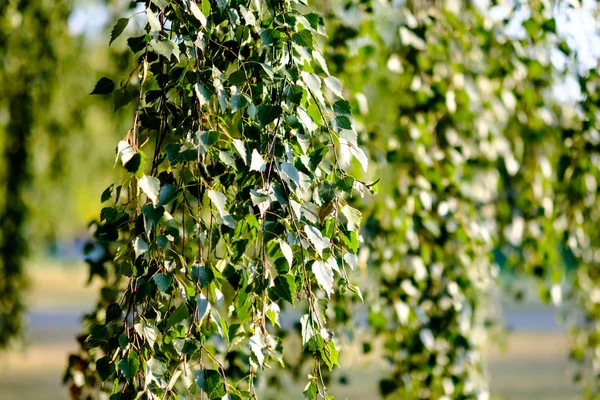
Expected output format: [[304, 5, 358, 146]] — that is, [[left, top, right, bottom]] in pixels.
[[65, 1, 367, 398], [566, 67, 600, 395], [324, 1, 600, 398], [327, 3, 501, 397]]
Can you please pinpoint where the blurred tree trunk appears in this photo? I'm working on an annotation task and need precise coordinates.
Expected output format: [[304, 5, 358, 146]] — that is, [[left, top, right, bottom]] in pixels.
[[0, 86, 33, 348], [0, 0, 69, 348]]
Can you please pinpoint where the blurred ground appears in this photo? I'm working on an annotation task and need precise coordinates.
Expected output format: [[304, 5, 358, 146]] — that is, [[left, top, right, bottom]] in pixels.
[[0, 262, 581, 399]]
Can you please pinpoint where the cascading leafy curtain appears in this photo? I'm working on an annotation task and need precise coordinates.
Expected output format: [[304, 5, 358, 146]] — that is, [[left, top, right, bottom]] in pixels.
[[65, 1, 366, 398]]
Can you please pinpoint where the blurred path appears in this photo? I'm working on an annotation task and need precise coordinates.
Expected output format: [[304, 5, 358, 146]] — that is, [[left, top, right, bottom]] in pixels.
[[27, 309, 84, 343]]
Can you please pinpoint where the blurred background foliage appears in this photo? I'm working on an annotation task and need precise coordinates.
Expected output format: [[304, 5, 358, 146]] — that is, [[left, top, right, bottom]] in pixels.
[[0, 0, 134, 350], [326, 1, 600, 398], [1, 0, 600, 399]]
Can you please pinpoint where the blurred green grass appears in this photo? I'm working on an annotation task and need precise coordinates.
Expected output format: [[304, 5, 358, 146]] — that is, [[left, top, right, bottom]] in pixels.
[[0, 263, 581, 399]]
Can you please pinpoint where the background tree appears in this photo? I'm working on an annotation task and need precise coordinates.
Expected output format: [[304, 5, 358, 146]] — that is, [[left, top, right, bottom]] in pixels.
[[0, 0, 133, 348], [322, 0, 597, 398], [0, 0, 71, 348]]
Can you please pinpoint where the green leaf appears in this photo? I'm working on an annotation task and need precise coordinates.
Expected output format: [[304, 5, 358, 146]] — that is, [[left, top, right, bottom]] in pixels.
[[239, 5, 255, 26], [309, 146, 328, 170], [322, 340, 339, 371], [300, 202, 319, 224], [153, 273, 172, 293], [119, 350, 140, 380], [312, 259, 334, 297], [118, 334, 129, 350], [147, 357, 167, 376], [292, 29, 313, 48], [273, 184, 287, 206], [146, 7, 161, 32], [96, 356, 113, 380], [323, 76, 343, 97], [110, 18, 129, 45], [350, 145, 368, 172], [314, 50, 330, 75], [124, 151, 146, 177], [215, 0, 227, 11], [271, 274, 296, 305], [157, 184, 181, 207], [127, 35, 149, 53], [90, 77, 114, 95], [196, 293, 211, 324], [301, 71, 321, 94], [300, 314, 315, 347], [197, 130, 219, 151], [343, 252, 358, 270], [113, 90, 133, 111], [231, 93, 249, 111], [259, 63, 275, 81], [189, 1, 207, 27], [142, 203, 164, 232], [152, 0, 170, 9], [90, 324, 108, 340], [279, 239, 293, 269], [337, 176, 355, 193], [335, 115, 353, 130], [139, 175, 160, 207], [280, 162, 300, 187], [117, 145, 146, 176], [135, 323, 159, 348], [202, 0, 211, 16], [266, 303, 280, 327], [101, 185, 113, 203], [250, 331, 265, 367], [339, 128, 357, 146], [207, 189, 226, 217], [260, 29, 281, 46], [257, 105, 282, 126], [333, 99, 352, 116], [303, 225, 331, 256], [219, 150, 236, 168], [195, 369, 226, 400], [133, 237, 148, 258], [150, 39, 180, 61], [250, 149, 266, 172], [192, 264, 214, 287], [166, 304, 189, 330], [250, 188, 271, 217], [340, 204, 361, 232], [349, 284, 363, 301], [232, 139, 247, 164], [304, 382, 318, 399], [317, 180, 336, 204], [156, 236, 169, 249], [194, 83, 212, 106], [105, 303, 122, 322]]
